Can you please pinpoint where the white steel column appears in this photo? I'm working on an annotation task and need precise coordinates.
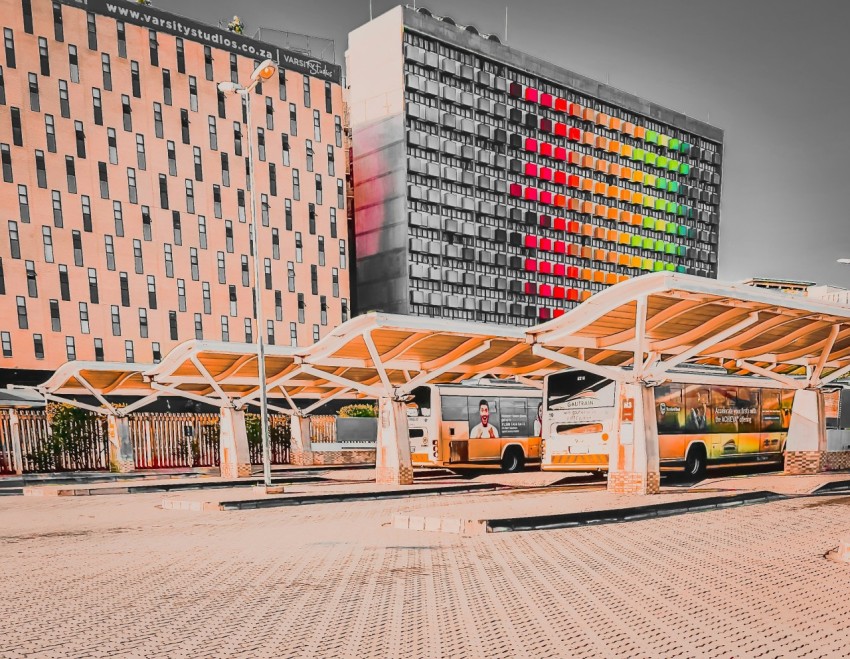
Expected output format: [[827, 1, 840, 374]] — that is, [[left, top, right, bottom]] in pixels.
[[606, 378, 660, 495], [375, 397, 413, 485], [219, 407, 252, 479]]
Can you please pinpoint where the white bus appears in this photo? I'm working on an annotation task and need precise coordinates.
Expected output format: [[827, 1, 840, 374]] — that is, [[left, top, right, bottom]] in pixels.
[[405, 379, 543, 472], [542, 366, 796, 477]]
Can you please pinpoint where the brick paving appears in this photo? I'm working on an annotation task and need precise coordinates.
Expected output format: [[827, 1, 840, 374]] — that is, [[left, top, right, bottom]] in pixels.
[[1, 488, 850, 658]]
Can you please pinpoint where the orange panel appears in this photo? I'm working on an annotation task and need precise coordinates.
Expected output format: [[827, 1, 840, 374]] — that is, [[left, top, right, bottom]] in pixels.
[[618, 252, 631, 265], [620, 211, 633, 224], [622, 122, 635, 136], [630, 255, 642, 267], [593, 226, 606, 239], [580, 154, 595, 169], [606, 207, 619, 221], [619, 188, 632, 203], [570, 103, 583, 118], [605, 272, 619, 285], [606, 185, 619, 198], [582, 131, 596, 146], [631, 170, 645, 184], [620, 165, 632, 180], [581, 178, 594, 192], [609, 163, 621, 177], [595, 159, 609, 174], [608, 140, 621, 155], [593, 249, 605, 262], [581, 290, 593, 302], [632, 191, 644, 205], [580, 201, 593, 215], [595, 135, 608, 150], [594, 204, 606, 217], [620, 144, 633, 159], [609, 116, 622, 132], [596, 112, 610, 127], [567, 197, 580, 211], [581, 267, 592, 280], [593, 181, 607, 195], [583, 107, 595, 122], [634, 125, 646, 140], [606, 229, 619, 242], [630, 213, 643, 227], [607, 250, 618, 263]]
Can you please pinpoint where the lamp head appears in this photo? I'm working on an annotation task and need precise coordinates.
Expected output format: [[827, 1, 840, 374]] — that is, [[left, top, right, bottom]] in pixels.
[[838, 259, 850, 265], [251, 59, 278, 82], [217, 81, 244, 93]]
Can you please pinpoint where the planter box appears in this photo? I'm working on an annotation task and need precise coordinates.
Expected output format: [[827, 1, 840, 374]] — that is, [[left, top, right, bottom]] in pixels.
[[336, 417, 378, 444]]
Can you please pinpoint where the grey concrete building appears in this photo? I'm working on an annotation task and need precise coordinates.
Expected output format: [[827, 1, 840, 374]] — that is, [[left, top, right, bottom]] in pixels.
[[347, 6, 723, 326]]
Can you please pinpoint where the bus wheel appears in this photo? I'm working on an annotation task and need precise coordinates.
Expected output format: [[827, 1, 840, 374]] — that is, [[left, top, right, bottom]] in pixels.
[[684, 445, 707, 479], [501, 448, 525, 473]]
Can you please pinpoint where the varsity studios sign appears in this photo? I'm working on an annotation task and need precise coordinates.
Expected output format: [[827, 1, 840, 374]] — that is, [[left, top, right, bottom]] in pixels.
[[60, 0, 342, 83]]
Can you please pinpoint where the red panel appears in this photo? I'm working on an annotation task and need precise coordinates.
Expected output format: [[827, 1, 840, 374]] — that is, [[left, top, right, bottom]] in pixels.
[[524, 281, 537, 295], [540, 285, 553, 299], [539, 237, 552, 251], [524, 258, 537, 272], [539, 214, 552, 229], [539, 167, 553, 181], [539, 190, 552, 205], [567, 174, 580, 188], [539, 308, 551, 321], [554, 240, 566, 254], [567, 266, 580, 278], [553, 308, 566, 318], [524, 87, 539, 103], [538, 260, 552, 274], [554, 170, 567, 185], [553, 263, 566, 277], [553, 194, 566, 208], [524, 234, 537, 249], [554, 123, 568, 138], [567, 288, 580, 301], [567, 197, 580, 211], [540, 142, 553, 157], [524, 137, 538, 152], [524, 186, 538, 201], [554, 285, 566, 299], [509, 82, 523, 98], [553, 217, 566, 231], [568, 127, 581, 141], [524, 162, 538, 177], [540, 93, 553, 108], [554, 147, 567, 162], [509, 183, 523, 198], [567, 220, 580, 234], [567, 244, 581, 257], [555, 97, 568, 113], [569, 103, 582, 117]]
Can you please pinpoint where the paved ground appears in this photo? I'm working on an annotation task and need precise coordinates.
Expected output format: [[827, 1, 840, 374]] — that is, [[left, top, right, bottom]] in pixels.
[[1, 485, 850, 658]]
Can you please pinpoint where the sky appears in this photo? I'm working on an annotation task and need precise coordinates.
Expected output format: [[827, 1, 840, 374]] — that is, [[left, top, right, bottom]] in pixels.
[[171, 0, 850, 287]]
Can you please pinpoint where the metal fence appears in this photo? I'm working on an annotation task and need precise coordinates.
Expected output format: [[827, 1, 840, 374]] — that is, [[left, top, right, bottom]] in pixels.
[[17, 409, 109, 473], [128, 413, 220, 469], [310, 415, 337, 444], [0, 411, 15, 474], [248, 414, 292, 465]]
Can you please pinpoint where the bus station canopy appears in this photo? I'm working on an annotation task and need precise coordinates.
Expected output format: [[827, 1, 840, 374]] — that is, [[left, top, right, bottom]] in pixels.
[[30, 273, 850, 413], [529, 273, 850, 389]]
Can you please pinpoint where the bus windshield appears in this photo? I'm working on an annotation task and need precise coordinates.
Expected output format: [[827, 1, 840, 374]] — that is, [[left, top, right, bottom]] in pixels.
[[546, 371, 615, 411]]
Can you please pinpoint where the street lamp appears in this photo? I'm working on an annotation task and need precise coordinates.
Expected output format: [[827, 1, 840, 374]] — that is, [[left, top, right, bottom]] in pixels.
[[219, 59, 278, 488], [837, 259, 850, 265]]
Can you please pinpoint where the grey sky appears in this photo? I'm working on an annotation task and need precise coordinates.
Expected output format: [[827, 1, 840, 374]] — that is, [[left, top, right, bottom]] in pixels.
[[172, 0, 850, 287]]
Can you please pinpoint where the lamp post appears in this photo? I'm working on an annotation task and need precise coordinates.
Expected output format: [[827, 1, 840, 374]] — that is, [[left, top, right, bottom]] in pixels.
[[219, 59, 278, 488]]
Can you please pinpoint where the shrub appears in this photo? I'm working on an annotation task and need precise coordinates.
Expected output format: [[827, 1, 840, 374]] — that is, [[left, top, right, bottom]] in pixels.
[[338, 404, 378, 418]]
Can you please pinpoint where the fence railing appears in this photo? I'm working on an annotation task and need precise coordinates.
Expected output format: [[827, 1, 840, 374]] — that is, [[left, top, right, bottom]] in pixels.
[[0, 411, 15, 474], [310, 415, 337, 444], [17, 410, 109, 473], [248, 414, 291, 465], [128, 413, 220, 469]]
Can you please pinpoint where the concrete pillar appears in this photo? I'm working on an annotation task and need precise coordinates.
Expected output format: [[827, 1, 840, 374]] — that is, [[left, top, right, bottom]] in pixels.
[[606, 381, 660, 495], [289, 415, 313, 466], [375, 398, 413, 485], [219, 408, 252, 479], [107, 415, 134, 473], [7, 409, 24, 475], [785, 388, 826, 475]]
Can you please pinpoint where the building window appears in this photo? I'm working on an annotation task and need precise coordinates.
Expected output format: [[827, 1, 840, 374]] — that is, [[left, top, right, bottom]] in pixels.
[[116, 20, 126, 57], [162, 69, 172, 105], [337, 179, 345, 208], [147, 275, 157, 309], [312, 325, 320, 343], [204, 45, 213, 80], [35, 150, 47, 188], [101, 53, 111, 90], [297, 294, 305, 323], [139, 308, 148, 338], [228, 285, 237, 316], [28, 73, 39, 111], [43, 226, 55, 263], [92, 87, 103, 125], [198, 216, 208, 249], [324, 81, 333, 114], [25, 260, 37, 298], [181, 109, 190, 144], [281, 133, 290, 166], [38, 37, 49, 76], [233, 122, 242, 156], [97, 161, 109, 198], [341, 298, 349, 322], [22, 0, 33, 33], [87, 13, 97, 50], [58, 266, 69, 301], [335, 116, 342, 147], [311, 265, 318, 295], [225, 220, 234, 253], [330, 207, 337, 238], [3, 28, 15, 69], [152, 343, 162, 363], [125, 340, 134, 363], [16, 296, 27, 329], [17, 185, 28, 222], [79, 302, 90, 334], [264, 258, 272, 289], [332, 268, 339, 298], [194, 313, 203, 340], [169, 311, 178, 340], [104, 235, 115, 270], [193, 146, 203, 180], [51, 190, 63, 227], [130, 61, 140, 97], [257, 128, 266, 161], [208, 115, 217, 150], [217, 252, 226, 284], [289, 322, 297, 347], [176, 37, 185, 73], [7, 220, 19, 259], [278, 68, 287, 101], [271, 229, 280, 259], [159, 174, 168, 208], [65, 337, 75, 361], [1, 143, 11, 183], [202, 281, 211, 314], [65, 157, 76, 194], [190, 248, 199, 281], [127, 169, 137, 204], [94, 338, 104, 361], [10, 107, 22, 146], [1, 332, 11, 357], [149, 29, 158, 66], [220, 316, 230, 342], [285, 198, 292, 230], [221, 153, 230, 186], [185, 179, 195, 213], [327, 145, 335, 176], [269, 163, 277, 196], [241, 255, 250, 286], [87, 268, 98, 303], [295, 232, 303, 263], [265, 97, 274, 129], [33, 334, 44, 360], [167, 140, 176, 175], [164, 243, 174, 277], [132, 239, 143, 274], [340, 240, 347, 269], [320, 296, 327, 326], [313, 110, 321, 142], [274, 291, 283, 321], [122, 94, 132, 131], [244, 318, 253, 343], [289, 103, 297, 135], [261, 194, 270, 227], [153, 102, 163, 138], [287, 262, 295, 292], [293, 169, 300, 200], [141, 205, 152, 240]]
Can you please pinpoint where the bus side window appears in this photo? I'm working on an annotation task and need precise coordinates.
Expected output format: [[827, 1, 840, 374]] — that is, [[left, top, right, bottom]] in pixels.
[[684, 385, 711, 432], [711, 387, 737, 434], [655, 384, 683, 433], [780, 390, 795, 431], [761, 390, 782, 433]]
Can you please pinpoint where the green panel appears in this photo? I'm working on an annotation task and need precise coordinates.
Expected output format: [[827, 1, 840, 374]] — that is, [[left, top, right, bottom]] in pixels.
[[654, 241, 665, 253], [676, 264, 687, 273], [665, 262, 676, 272], [656, 177, 668, 191], [666, 222, 678, 235], [645, 130, 659, 144], [677, 225, 688, 237], [657, 156, 669, 169], [653, 260, 666, 271], [659, 134, 670, 148], [633, 148, 645, 162], [669, 138, 681, 151], [667, 159, 680, 172], [688, 208, 696, 220], [630, 234, 643, 247], [668, 180, 680, 193], [687, 227, 697, 239], [654, 198, 667, 211], [680, 141, 691, 154], [642, 217, 655, 229], [679, 162, 690, 175], [645, 151, 658, 166], [677, 204, 687, 217], [642, 237, 655, 249], [665, 243, 677, 255], [677, 245, 687, 256], [642, 196, 655, 209], [645, 173, 657, 187], [654, 218, 667, 231], [666, 201, 678, 214], [642, 259, 654, 271]]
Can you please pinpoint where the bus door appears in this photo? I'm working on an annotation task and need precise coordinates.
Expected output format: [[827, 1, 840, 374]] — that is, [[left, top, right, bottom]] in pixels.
[[736, 388, 760, 456], [440, 395, 471, 463]]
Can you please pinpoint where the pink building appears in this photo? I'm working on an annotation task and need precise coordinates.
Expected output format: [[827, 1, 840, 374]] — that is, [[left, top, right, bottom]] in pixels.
[[0, 0, 350, 385]]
